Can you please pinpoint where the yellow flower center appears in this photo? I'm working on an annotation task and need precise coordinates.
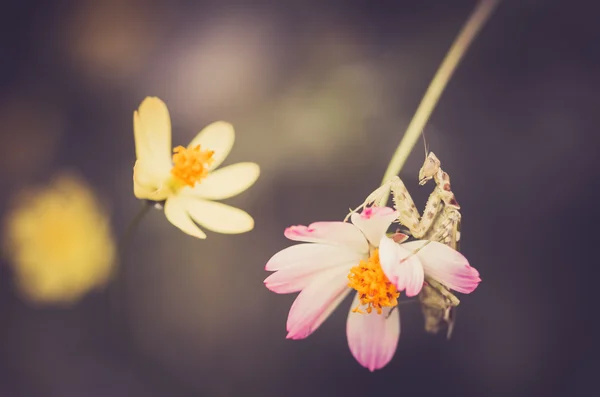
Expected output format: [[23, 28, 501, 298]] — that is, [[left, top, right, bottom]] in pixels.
[[170, 145, 215, 187], [347, 249, 400, 315]]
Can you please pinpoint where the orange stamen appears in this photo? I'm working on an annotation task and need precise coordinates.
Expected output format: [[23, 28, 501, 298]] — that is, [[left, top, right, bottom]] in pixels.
[[170, 145, 214, 187], [347, 249, 399, 315]]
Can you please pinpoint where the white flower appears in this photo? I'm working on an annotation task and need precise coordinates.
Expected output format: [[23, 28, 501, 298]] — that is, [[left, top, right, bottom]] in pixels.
[[264, 206, 481, 371], [133, 97, 260, 239]]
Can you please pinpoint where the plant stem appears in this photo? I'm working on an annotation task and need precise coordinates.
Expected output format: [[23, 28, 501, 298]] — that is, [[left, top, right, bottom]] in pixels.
[[118, 201, 153, 255], [109, 201, 153, 348], [380, 0, 500, 205]]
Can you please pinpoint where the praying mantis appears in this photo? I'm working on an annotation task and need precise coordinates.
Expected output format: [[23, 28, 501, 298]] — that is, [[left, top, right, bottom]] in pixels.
[[346, 150, 462, 339]]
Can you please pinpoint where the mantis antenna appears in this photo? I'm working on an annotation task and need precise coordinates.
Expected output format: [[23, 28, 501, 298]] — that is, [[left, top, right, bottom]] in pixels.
[[422, 130, 429, 158]]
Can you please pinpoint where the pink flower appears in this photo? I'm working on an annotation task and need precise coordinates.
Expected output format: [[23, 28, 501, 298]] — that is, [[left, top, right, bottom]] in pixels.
[[264, 207, 481, 371]]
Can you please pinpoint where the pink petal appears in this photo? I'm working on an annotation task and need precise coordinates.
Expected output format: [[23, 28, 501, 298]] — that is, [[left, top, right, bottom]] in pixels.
[[264, 244, 363, 294], [284, 222, 368, 254], [346, 294, 400, 372], [265, 243, 357, 271], [379, 236, 424, 297], [402, 241, 481, 294], [350, 207, 398, 247], [286, 266, 351, 340]]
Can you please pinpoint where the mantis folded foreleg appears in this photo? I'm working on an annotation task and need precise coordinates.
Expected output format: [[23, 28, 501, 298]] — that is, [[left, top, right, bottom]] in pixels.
[[346, 158, 448, 236], [345, 176, 443, 236]]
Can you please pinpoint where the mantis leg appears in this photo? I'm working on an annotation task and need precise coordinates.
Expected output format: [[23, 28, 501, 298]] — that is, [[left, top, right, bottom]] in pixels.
[[390, 181, 443, 239], [344, 181, 393, 222]]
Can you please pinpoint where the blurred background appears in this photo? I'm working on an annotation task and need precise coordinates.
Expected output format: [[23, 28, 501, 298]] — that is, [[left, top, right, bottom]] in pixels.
[[0, 0, 598, 396]]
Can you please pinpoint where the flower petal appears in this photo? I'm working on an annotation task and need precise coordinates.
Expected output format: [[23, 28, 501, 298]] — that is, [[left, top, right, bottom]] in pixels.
[[184, 162, 260, 200], [286, 266, 351, 340], [284, 222, 368, 254], [133, 166, 158, 199], [350, 206, 398, 247], [133, 160, 171, 201], [379, 237, 424, 297], [346, 294, 400, 372], [164, 197, 207, 239], [264, 243, 362, 293], [182, 197, 254, 234], [187, 121, 235, 171], [265, 243, 363, 271], [134, 97, 173, 171], [402, 240, 481, 294]]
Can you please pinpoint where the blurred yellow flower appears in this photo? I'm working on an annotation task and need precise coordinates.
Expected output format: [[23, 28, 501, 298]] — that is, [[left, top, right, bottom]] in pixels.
[[133, 96, 260, 239], [2, 174, 116, 305]]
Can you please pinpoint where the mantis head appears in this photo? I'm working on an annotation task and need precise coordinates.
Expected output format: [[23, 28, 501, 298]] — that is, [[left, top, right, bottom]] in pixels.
[[418, 152, 441, 185]]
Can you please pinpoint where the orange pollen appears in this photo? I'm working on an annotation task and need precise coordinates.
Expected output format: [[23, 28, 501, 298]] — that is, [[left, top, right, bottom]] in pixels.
[[170, 145, 215, 187], [347, 249, 400, 315]]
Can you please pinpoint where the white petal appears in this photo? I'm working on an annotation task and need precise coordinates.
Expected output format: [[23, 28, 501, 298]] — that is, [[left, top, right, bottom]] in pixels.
[[265, 243, 363, 271], [286, 266, 351, 340], [350, 206, 398, 247], [133, 97, 173, 171], [264, 243, 362, 293], [284, 222, 368, 254], [379, 237, 424, 297], [346, 294, 400, 372], [184, 162, 260, 200], [306, 287, 351, 339], [182, 197, 254, 234], [164, 197, 207, 239], [402, 241, 481, 294], [187, 121, 235, 171]]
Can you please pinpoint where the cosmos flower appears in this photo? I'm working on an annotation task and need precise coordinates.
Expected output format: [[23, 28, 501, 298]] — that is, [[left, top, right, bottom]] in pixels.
[[264, 206, 480, 371], [2, 174, 116, 305], [133, 96, 260, 239]]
